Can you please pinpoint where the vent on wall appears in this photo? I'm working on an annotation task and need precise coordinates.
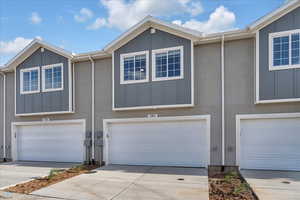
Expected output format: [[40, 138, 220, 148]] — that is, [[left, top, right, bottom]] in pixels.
[[150, 28, 156, 34]]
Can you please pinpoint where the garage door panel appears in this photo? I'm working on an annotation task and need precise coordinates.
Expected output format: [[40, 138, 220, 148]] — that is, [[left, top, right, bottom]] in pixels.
[[16, 122, 84, 163], [108, 119, 208, 167], [240, 118, 300, 171]]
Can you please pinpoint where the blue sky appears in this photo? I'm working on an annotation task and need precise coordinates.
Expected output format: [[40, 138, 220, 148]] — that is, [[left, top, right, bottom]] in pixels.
[[0, 0, 288, 65]]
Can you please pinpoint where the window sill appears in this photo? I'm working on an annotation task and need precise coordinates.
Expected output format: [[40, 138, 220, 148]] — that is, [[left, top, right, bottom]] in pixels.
[[20, 90, 40, 95], [152, 76, 184, 82], [269, 64, 300, 71], [120, 79, 149, 85], [42, 87, 64, 92]]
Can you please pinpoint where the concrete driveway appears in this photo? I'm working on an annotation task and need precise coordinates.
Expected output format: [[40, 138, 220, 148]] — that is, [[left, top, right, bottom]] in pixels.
[[0, 161, 77, 189], [241, 170, 300, 200], [32, 165, 209, 200]]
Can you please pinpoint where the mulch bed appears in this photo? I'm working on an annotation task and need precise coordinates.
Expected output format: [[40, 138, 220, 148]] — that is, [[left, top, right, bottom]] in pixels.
[[209, 172, 258, 200], [3, 165, 99, 194]]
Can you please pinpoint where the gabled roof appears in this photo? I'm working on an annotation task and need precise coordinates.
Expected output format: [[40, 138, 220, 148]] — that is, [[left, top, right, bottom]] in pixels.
[[248, 0, 300, 31], [103, 15, 202, 53], [2, 39, 73, 72]]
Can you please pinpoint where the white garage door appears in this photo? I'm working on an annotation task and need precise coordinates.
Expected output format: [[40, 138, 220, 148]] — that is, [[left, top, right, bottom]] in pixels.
[[240, 117, 300, 171], [15, 121, 85, 162], [105, 116, 209, 167]]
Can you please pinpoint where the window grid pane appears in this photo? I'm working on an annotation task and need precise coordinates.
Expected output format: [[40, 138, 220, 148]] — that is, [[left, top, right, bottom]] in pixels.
[[22, 70, 39, 92], [45, 68, 53, 89], [123, 54, 147, 81], [23, 72, 30, 92], [53, 66, 62, 88], [292, 33, 300, 65], [273, 36, 289, 66], [155, 49, 181, 78]]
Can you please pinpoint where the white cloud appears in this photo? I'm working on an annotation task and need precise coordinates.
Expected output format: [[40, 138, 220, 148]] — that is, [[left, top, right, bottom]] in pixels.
[[87, 18, 107, 30], [74, 8, 94, 22], [172, 6, 236, 33], [29, 12, 42, 24], [0, 37, 33, 54], [100, 0, 203, 30]]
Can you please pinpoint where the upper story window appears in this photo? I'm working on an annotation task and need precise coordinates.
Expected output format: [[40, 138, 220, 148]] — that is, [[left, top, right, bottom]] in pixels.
[[120, 51, 149, 84], [42, 63, 64, 92], [269, 29, 300, 70], [20, 67, 40, 94], [152, 46, 184, 81]]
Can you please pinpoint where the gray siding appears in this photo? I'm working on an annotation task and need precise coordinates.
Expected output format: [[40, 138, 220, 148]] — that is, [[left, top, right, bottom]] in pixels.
[[259, 7, 300, 100], [114, 28, 192, 108], [225, 38, 300, 165], [3, 43, 223, 165], [16, 48, 70, 114]]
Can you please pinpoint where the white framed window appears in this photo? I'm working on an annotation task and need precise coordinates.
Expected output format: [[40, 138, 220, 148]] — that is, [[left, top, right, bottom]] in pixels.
[[269, 29, 300, 71], [120, 51, 149, 84], [152, 46, 184, 81], [42, 63, 64, 92], [20, 67, 40, 94]]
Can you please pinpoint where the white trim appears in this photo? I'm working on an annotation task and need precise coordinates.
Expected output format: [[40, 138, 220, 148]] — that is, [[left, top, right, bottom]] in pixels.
[[255, 31, 260, 104], [0, 72, 6, 159], [221, 35, 225, 165], [68, 59, 73, 112], [72, 63, 76, 112], [3, 39, 73, 72], [11, 119, 86, 162], [152, 46, 184, 81], [20, 66, 40, 95], [112, 51, 115, 110], [41, 63, 64, 92], [269, 29, 300, 71], [103, 115, 211, 167], [236, 112, 300, 166], [113, 103, 194, 111], [248, 0, 300, 31], [120, 50, 149, 84], [15, 110, 74, 117], [191, 40, 195, 106], [255, 98, 300, 104], [103, 16, 201, 53], [89, 56, 95, 161]]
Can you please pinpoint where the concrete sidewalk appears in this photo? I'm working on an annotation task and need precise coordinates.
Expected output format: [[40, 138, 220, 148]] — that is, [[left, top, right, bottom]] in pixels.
[[241, 170, 300, 200], [0, 161, 77, 189], [32, 165, 209, 200]]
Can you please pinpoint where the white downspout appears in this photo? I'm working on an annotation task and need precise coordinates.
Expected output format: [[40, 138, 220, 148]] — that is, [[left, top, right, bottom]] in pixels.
[[88, 56, 95, 163], [0, 72, 6, 161], [221, 35, 225, 166]]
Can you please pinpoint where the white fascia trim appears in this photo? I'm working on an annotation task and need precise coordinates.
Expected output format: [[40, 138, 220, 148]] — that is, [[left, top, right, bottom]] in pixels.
[[113, 103, 194, 111], [15, 110, 74, 117], [41, 63, 64, 92], [120, 50, 149, 84], [152, 46, 184, 82], [235, 112, 300, 166], [11, 119, 86, 162], [20, 66, 40, 95], [248, 0, 300, 31], [103, 115, 211, 167]]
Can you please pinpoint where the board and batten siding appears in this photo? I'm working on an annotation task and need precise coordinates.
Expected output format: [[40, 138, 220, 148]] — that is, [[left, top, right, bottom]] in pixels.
[[225, 38, 300, 166], [259, 6, 300, 100], [114, 28, 192, 109], [15, 48, 70, 115]]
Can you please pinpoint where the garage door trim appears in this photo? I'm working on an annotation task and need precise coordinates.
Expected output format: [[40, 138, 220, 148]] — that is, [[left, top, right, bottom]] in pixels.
[[103, 115, 211, 167], [236, 112, 300, 167], [11, 119, 86, 162]]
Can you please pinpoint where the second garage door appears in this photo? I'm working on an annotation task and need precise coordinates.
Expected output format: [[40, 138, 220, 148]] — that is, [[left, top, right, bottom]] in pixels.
[[239, 117, 300, 171], [104, 116, 210, 167], [13, 120, 85, 163]]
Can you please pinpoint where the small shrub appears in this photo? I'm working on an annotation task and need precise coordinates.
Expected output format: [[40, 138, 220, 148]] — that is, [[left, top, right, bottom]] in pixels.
[[48, 169, 64, 180], [233, 182, 250, 195]]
